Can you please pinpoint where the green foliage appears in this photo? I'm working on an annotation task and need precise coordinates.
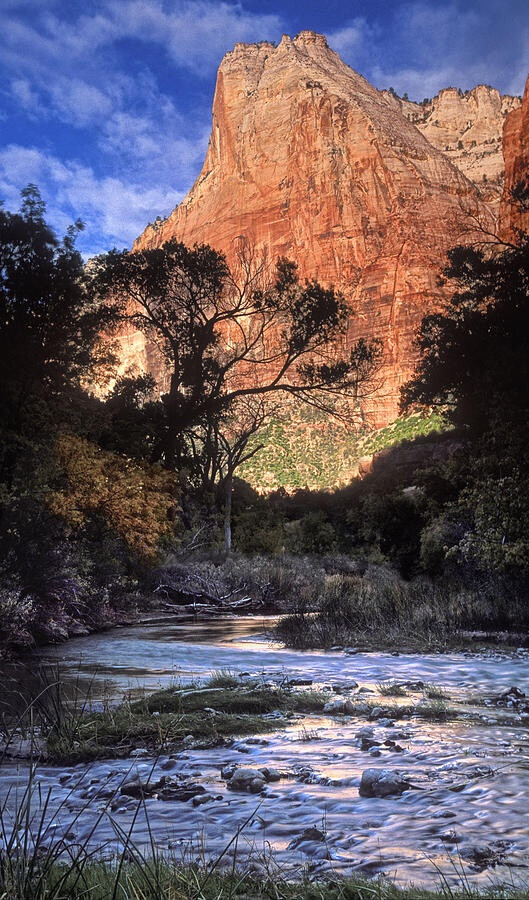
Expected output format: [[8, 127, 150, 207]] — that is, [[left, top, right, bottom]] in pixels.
[[287, 511, 337, 554], [0, 188, 170, 652], [238, 407, 444, 493], [401, 226, 529, 435], [48, 434, 179, 562], [401, 190, 529, 575], [0, 186, 116, 484], [456, 450, 529, 571], [359, 413, 447, 455]]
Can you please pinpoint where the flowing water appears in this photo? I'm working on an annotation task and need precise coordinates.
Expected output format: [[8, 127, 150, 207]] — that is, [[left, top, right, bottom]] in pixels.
[[1, 615, 529, 889]]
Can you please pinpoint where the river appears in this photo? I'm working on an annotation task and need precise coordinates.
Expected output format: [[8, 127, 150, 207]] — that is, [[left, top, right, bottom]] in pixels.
[[1, 614, 528, 890]]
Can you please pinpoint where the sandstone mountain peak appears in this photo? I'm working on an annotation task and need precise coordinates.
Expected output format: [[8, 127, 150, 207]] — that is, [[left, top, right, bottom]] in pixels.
[[131, 35, 516, 425]]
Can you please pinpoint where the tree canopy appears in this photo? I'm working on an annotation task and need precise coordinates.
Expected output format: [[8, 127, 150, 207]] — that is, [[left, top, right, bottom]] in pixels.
[[93, 239, 383, 469], [400, 223, 529, 435], [400, 183, 529, 573], [0, 185, 118, 488]]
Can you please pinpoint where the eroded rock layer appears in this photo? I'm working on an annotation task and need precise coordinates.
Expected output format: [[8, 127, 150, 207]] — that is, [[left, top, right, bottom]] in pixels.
[[500, 75, 529, 240], [133, 32, 494, 424], [386, 87, 520, 205]]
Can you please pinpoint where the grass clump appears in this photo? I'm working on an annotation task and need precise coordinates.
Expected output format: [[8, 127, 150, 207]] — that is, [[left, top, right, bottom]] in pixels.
[[415, 698, 450, 722], [135, 685, 326, 716], [5, 858, 529, 899], [44, 682, 327, 763], [47, 707, 279, 763], [423, 683, 450, 700], [205, 669, 241, 689], [377, 681, 409, 697]]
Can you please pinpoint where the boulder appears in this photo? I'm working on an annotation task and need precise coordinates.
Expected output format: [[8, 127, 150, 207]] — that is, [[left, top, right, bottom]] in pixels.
[[227, 767, 266, 793], [359, 768, 411, 797]]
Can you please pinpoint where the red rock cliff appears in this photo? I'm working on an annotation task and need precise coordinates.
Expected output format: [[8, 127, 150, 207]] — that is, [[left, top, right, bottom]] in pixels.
[[500, 75, 529, 240], [133, 31, 489, 424]]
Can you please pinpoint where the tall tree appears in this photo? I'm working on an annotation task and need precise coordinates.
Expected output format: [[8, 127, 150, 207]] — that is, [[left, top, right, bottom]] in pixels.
[[400, 188, 529, 435], [400, 181, 529, 572], [0, 185, 117, 486], [92, 239, 383, 470], [187, 398, 270, 550]]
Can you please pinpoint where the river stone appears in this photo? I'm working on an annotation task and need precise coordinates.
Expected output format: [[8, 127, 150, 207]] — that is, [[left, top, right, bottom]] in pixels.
[[357, 725, 375, 736], [288, 826, 326, 848], [192, 792, 213, 806], [359, 768, 411, 797], [501, 686, 525, 700], [323, 698, 355, 714], [160, 782, 207, 802], [227, 767, 266, 793], [360, 737, 380, 753], [259, 766, 281, 782], [384, 739, 404, 753], [331, 680, 358, 692], [120, 779, 155, 798], [466, 765, 494, 779], [462, 841, 511, 870]]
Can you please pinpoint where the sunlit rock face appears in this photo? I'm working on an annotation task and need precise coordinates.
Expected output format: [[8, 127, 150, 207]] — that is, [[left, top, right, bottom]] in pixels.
[[385, 86, 521, 207], [500, 75, 529, 241], [131, 31, 494, 425]]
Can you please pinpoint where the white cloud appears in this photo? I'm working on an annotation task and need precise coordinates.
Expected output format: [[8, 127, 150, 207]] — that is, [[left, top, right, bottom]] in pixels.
[[103, 0, 282, 71], [326, 18, 373, 58], [330, 0, 529, 100], [10, 78, 41, 115], [48, 77, 114, 128], [0, 144, 184, 257], [0, 1, 283, 87]]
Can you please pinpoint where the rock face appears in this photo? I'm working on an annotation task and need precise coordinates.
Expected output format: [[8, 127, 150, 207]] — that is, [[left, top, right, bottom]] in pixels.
[[386, 87, 520, 205], [500, 75, 529, 240], [133, 31, 489, 425]]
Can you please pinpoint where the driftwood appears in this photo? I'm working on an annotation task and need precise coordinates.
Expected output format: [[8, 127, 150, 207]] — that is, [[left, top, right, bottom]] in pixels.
[[153, 568, 259, 610], [157, 597, 256, 616]]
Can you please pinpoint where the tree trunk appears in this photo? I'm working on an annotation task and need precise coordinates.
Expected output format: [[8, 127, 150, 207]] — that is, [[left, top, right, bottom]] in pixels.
[[224, 470, 233, 552], [164, 370, 180, 469]]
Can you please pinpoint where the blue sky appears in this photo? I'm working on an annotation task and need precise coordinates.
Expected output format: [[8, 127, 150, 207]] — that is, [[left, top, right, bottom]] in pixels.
[[1, 0, 528, 257]]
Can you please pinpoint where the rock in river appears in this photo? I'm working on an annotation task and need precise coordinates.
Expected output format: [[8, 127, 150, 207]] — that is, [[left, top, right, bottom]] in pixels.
[[359, 768, 411, 797], [227, 767, 266, 793]]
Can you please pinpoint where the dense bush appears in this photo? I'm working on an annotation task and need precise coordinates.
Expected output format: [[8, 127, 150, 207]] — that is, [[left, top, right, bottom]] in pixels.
[[276, 568, 529, 650]]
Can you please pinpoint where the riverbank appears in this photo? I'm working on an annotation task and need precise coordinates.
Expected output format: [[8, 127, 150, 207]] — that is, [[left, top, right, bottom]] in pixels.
[[273, 571, 529, 653], [3, 554, 529, 661], [4, 859, 529, 899]]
